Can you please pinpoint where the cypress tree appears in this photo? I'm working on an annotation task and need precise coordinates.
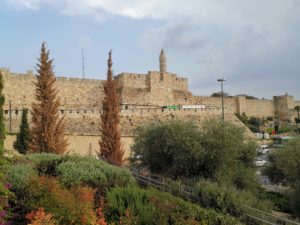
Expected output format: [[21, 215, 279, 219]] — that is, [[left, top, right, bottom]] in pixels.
[[99, 50, 124, 165], [29, 42, 68, 154], [0, 71, 5, 156], [13, 109, 29, 154]]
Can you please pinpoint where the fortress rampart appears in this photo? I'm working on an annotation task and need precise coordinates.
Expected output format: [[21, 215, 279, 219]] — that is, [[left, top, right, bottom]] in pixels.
[[1, 65, 299, 137], [1, 50, 299, 155]]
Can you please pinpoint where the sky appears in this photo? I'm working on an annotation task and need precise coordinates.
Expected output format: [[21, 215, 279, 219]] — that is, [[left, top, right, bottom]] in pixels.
[[0, 0, 299, 100]]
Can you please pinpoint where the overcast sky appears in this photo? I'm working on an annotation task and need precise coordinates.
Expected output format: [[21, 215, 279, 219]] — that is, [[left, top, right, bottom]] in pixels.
[[1, 0, 299, 99]]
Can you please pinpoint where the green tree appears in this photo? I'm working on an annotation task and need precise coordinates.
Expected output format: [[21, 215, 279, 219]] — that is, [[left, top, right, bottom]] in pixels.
[[263, 138, 300, 217], [211, 92, 229, 97], [99, 50, 124, 165], [131, 120, 204, 177], [0, 71, 5, 156], [131, 118, 257, 189], [13, 109, 29, 154]]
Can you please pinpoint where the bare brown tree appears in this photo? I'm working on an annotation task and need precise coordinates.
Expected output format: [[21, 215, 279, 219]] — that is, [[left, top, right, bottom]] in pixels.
[[99, 50, 124, 165], [29, 42, 68, 154]]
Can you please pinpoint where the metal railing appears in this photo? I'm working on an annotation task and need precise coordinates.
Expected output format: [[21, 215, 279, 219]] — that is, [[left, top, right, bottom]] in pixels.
[[129, 169, 300, 225]]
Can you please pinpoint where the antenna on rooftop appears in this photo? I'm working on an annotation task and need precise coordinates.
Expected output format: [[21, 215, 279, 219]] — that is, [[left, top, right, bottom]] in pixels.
[[82, 48, 85, 79]]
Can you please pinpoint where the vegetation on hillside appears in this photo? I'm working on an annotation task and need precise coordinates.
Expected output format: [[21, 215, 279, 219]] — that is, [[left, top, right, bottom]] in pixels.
[[130, 119, 277, 221], [29, 42, 67, 154], [235, 112, 267, 133], [263, 138, 300, 217], [131, 119, 257, 189], [1, 153, 243, 224], [99, 50, 124, 166]]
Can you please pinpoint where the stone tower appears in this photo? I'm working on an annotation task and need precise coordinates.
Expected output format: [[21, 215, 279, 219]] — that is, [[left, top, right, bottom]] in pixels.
[[159, 49, 167, 73]]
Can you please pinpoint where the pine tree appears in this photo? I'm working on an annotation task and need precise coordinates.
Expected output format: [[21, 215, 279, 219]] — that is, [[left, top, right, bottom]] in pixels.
[[29, 42, 67, 154], [13, 109, 29, 154], [0, 71, 5, 156], [99, 50, 124, 165]]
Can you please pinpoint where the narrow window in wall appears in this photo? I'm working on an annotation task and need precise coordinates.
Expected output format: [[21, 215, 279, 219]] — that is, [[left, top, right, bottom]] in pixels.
[[15, 110, 18, 115], [4, 110, 8, 114]]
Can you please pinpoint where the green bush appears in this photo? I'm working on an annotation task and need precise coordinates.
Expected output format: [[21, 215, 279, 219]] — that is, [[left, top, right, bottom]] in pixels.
[[265, 192, 291, 213], [131, 118, 257, 188], [107, 186, 244, 225], [57, 156, 135, 188], [26, 153, 64, 175], [24, 153, 136, 189], [7, 164, 38, 195], [193, 179, 273, 219], [0, 157, 15, 224]]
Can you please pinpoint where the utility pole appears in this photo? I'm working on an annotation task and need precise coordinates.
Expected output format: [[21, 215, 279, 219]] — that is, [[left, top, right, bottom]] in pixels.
[[82, 48, 85, 79], [217, 78, 226, 121], [9, 100, 12, 133]]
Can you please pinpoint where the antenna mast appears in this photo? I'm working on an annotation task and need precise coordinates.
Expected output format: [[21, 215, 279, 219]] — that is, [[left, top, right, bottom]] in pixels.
[[82, 48, 85, 79]]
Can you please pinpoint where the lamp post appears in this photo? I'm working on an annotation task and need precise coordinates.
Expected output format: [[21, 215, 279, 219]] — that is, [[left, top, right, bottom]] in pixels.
[[217, 78, 226, 121]]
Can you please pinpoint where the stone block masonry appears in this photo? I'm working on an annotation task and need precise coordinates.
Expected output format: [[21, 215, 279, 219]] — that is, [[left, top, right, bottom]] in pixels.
[[1, 50, 299, 155]]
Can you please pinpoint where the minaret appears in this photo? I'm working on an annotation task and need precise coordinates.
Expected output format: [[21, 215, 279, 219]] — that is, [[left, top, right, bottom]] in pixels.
[[159, 49, 167, 73]]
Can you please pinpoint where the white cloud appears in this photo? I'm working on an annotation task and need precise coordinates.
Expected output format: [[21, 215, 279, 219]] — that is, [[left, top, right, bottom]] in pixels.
[[5, 0, 300, 98]]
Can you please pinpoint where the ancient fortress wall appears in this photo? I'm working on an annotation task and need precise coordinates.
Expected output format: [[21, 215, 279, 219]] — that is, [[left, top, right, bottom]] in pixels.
[[1, 68, 104, 110], [192, 96, 237, 111], [242, 98, 274, 117], [1, 49, 299, 155]]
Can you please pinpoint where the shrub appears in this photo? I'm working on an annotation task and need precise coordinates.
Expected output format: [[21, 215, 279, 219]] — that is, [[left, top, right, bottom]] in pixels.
[[25, 176, 97, 225], [106, 186, 244, 225], [265, 192, 291, 213], [26, 153, 64, 175], [57, 157, 135, 188], [131, 120, 204, 177], [193, 179, 273, 221], [131, 119, 258, 192], [26, 208, 58, 225], [0, 157, 15, 224], [7, 163, 38, 195]]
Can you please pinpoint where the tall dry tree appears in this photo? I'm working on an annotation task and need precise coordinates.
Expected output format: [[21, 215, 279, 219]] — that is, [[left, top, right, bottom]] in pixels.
[[99, 50, 124, 165], [29, 42, 67, 154]]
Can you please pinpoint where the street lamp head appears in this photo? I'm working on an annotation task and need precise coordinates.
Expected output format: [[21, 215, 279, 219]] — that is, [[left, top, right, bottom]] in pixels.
[[217, 78, 226, 82]]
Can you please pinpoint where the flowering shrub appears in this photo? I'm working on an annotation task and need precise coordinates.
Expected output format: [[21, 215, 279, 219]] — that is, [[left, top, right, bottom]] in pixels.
[[0, 182, 14, 224], [26, 208, 57, 225], [0, 157, 15, 224], [25, 176, 97, 224]]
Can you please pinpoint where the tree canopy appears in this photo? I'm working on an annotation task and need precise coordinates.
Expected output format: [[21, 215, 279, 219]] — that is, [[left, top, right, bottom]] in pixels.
[[131, 119, 257, 189], [14, 109, 29, 154], [263, 138, 300, 217]]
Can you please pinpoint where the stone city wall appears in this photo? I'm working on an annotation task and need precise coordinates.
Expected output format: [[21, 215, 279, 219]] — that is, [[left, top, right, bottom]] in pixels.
[[243, 99, 274, 117], [192, 96, 237, 111], [5, 134, 134, 159], [1, 68, 104, 110], [4, 107, 230, 135], [1, 67, 299, 138]]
